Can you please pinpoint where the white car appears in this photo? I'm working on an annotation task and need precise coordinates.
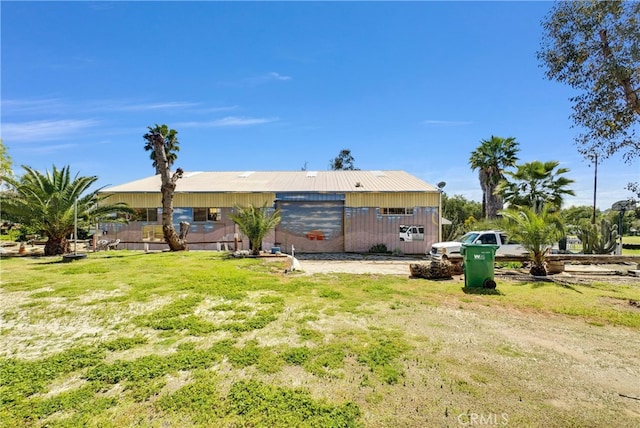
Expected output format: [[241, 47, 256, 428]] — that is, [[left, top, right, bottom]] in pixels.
[[429, 230, 527, 259]]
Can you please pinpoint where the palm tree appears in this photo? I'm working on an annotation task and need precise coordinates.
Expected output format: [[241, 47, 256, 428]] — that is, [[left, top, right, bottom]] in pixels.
[[144, 124, 180, 175], [500, 205, 564, 276], [469, 136, 519, 219], [2, 165, 133, 256], [143, 124, 188, 251], [497, 160, 575, 214], [229, 204, 281, 256]]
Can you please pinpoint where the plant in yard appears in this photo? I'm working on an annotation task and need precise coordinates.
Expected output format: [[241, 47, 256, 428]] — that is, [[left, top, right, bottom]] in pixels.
[[500, 204, 564, 276], [369, 243, 388, 254], [575, 218, 619, 254], [1, 165, 132, 256], [229, 203, 281, 256]]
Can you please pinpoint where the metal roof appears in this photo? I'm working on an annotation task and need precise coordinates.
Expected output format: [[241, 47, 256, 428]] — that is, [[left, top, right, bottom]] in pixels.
[[101, 170, 438, 193]]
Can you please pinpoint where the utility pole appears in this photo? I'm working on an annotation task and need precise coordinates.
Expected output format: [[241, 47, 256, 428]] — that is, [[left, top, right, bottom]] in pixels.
[[591, 153, 598, 224]]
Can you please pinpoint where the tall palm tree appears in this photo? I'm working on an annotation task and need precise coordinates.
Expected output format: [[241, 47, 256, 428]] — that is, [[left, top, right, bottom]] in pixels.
[[2, 165, 132, 256], [497, 160, 575, 214], [469, 136, 519, 219], [500, 205, 564, 276], [143, 124, 188, 251], [229, 204, 281, 256]]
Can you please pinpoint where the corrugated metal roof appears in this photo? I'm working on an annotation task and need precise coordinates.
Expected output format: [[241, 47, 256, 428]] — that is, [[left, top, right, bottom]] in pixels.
[[101, 170, 438, 193]]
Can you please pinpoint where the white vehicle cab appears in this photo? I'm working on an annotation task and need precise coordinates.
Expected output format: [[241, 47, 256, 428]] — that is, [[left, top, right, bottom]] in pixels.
[[399, 225, 424, 242], [429, 230, 527, 259]]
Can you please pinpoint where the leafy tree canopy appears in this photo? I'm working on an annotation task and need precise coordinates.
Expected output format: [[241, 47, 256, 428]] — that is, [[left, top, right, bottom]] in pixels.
[[329, 149, 358, 171], [441, 194, 483, 240], [539, 0, 640, 164], [0, 139, 13, 186]]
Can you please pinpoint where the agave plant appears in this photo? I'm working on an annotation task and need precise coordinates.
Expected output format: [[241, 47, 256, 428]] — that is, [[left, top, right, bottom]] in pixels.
[[2, 165, 132, 256]]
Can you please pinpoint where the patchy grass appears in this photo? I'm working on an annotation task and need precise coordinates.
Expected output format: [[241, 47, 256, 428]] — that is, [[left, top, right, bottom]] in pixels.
[[0, 251, 639, 427]]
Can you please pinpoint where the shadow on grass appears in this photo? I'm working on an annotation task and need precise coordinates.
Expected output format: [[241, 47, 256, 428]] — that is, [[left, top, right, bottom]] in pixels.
[[504, 275, 585, 293], [461, 287, 504, 296]]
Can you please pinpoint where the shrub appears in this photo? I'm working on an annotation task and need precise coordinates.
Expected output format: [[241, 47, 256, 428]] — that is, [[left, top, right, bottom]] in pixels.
[[369, 243, 388, 253]]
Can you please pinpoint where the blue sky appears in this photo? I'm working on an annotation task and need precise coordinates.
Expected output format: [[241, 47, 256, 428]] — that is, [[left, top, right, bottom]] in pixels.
[[2, 1, 638, 209]]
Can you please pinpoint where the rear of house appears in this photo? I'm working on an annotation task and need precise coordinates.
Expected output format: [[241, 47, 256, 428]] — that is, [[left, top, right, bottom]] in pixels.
[[98, 170, 442, 254]]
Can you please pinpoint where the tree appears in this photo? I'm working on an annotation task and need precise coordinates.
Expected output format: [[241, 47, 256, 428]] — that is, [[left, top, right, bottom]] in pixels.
[[228, 204, 281, 256], [144, 124, 180, 175], [469, 136, 520, 219], [538, 0, 640, 191], [2, 165, 132, 256], [500, 205, 564, 276], [329, 149, 358, 170], [561, 205, 599, 227], [496, 160, 575, 214], [0, 139, 13, 188], [441, 194, 483, 240], [143, 124, 188, 251]]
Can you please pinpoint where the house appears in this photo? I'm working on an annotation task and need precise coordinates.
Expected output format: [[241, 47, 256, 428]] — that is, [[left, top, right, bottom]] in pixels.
[[98, 170, 443, 254]]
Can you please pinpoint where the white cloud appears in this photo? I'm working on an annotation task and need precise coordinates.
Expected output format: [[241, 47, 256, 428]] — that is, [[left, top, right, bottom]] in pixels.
[[219, 72, 293, 87], [101, 101, 201, 112], [267, 72, 292, 81], [177, 116, 279, 128], [422, 119, 473, 127], [19, 143, 79, 155], [2, 119, 100, 143], [1, 98, 66, 115]]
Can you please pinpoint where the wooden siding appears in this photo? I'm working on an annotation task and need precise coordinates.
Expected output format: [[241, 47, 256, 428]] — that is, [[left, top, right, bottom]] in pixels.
[[346, 192, 438, 208]]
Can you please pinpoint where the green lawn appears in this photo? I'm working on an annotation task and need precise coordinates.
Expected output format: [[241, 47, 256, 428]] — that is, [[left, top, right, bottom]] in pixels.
[[623, 236, 640, 244], [623, 235, 640, 255], [1, 251, 639, 427]]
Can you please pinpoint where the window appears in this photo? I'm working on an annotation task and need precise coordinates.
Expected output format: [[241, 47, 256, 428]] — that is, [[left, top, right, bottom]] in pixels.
[[193, 208, 222, 222], [381, 208, 414, 215], [146, 208, 158, 222], [131, 208, 158, 222], [142, 225, 163, 241], [478, 233, 497, 245]]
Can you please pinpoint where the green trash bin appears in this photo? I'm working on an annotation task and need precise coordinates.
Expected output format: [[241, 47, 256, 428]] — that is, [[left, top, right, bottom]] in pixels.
[[460, 243, 499, 288]]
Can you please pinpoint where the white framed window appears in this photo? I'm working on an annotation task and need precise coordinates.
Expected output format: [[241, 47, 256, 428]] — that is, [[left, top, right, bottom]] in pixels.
[[381, 207, 414, 215]]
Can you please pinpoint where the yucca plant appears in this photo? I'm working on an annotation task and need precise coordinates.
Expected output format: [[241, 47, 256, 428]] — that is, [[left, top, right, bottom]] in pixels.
[[229, 204, 281, 256], [2, 165, 132, 255]]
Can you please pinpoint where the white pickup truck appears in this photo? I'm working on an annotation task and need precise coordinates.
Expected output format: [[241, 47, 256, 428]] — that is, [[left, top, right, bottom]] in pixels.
[[428, 230, 527, 259]]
